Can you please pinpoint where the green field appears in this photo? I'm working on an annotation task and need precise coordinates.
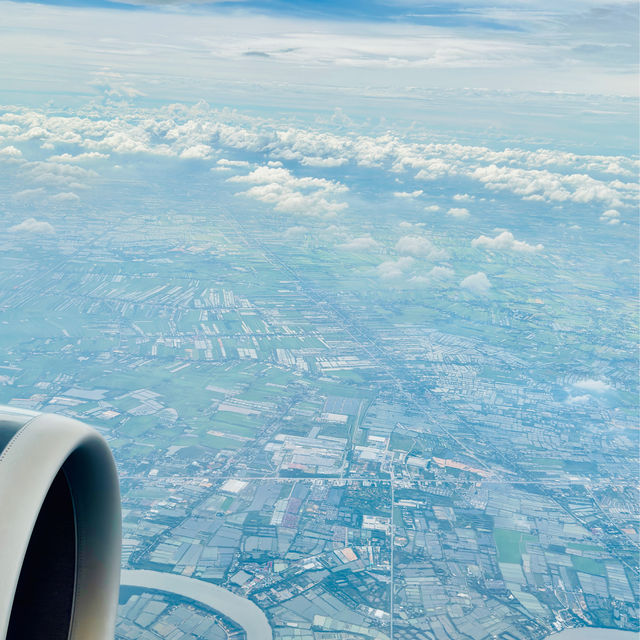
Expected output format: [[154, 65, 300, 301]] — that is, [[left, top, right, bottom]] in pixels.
[[571, 555, 607, 576], [493, 528, 536, 564]]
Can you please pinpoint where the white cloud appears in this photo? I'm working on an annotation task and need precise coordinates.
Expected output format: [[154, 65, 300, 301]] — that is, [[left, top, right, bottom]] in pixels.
[[460, 271, 491, 295], [395, 235, 446, 260], [414, 162, 452, 180], [21, 161, 98, 189], [229, 165, 348, 218], [447, 207, 470, 219], [48, 152, 108, 162], [428, 265, 455, 280], [0, 0, 636, 105], [410, 265, 455, 286], [0, 145, 22, 160], [0, 124, 20, 136], [377, 256, 414, 280], [394, 190, 423, 198], [300, 156, 346, 167], [572, 379, 611, 393], [471, 230, 543, 253], [284, 225, 308, 238], [89, 70, 146, 99], [408, 275, 430, 286], [8, 217, 55, 234], [324, 224, 344, 236], [340, 235, 379, 250], [471, 164, 625, 207], [600, 209, 620, 224], [395, 235, 433, 257], [567, 394, 592, 404], [229, 166, 346, 192], [48, 192, 80, 202], [217, 158, 250, 168], [12, 188, 46, 201], [0, 104, 635, 228], [180, 144, 212, 159], [398, 221, 426, 230]]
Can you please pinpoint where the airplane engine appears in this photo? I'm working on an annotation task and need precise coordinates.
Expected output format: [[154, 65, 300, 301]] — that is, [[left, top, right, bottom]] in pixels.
[[0, 406, 121, 640]]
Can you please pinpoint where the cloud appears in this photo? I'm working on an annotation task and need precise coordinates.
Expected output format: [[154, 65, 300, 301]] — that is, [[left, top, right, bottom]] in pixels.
[[300, 156, 347, 167], [414, 161, 452, 180], [48, 152, 108, 162], [324, 224, 344, 236], [180, 144, 213, 159], [213, 158, 252, 171], [0, 104, 635, 216], [340, 235, 379, 250], [567, 394, 592, 404], [572, 379, 611, 393], [0, 0, 636, 104], [284, 225, 308, 238], [447, 207, 470, 219], [398, 221, 426, 229], [229, 166, 346, 192], [471, 230, 543, 253], [8, 218, 55, 234], [217, 158, 251, 167], [377, 256, 414, 280], [460, 271, 491, 295], [394, 190, 423, 198], [12, 188, 46, 201], [453, 193, 474, 201], [471, 164, 625, 207], [0, 104, 635, 238], [48, 191, 80, 202], [409, 265, 455, 286], [395, 235, 433, 256], [89, 71, 146, 99], [395, 234, 446, 260], [21, 161, 98, 190], [0, 145, 22, 160], [269, 128, 351, 167], [600, 209, 620, 224], [428, 265, 455, 280], [228, 165, 348, 218]]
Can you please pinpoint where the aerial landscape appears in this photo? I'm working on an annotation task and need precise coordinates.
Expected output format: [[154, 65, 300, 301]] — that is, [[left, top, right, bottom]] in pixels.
[[0, 0, 638, 638]]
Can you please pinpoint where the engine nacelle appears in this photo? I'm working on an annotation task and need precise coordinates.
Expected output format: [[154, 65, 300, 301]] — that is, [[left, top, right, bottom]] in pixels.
[[0, 406, 121, 640]]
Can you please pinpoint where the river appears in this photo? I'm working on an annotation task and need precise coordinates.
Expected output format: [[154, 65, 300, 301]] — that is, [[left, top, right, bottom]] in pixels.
[[120, 569, 272, 640]]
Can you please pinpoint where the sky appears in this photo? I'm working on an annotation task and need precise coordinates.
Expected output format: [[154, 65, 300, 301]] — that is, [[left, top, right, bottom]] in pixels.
[[1, 0, 637, 102]]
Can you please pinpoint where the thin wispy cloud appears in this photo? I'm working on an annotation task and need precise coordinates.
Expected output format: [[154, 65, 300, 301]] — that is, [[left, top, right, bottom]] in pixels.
[[0, 0, 636, 102]]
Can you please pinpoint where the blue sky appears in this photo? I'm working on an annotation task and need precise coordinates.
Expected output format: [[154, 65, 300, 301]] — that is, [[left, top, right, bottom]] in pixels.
[[23, 0, 528, 29], [8, 0, 639, 38]]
